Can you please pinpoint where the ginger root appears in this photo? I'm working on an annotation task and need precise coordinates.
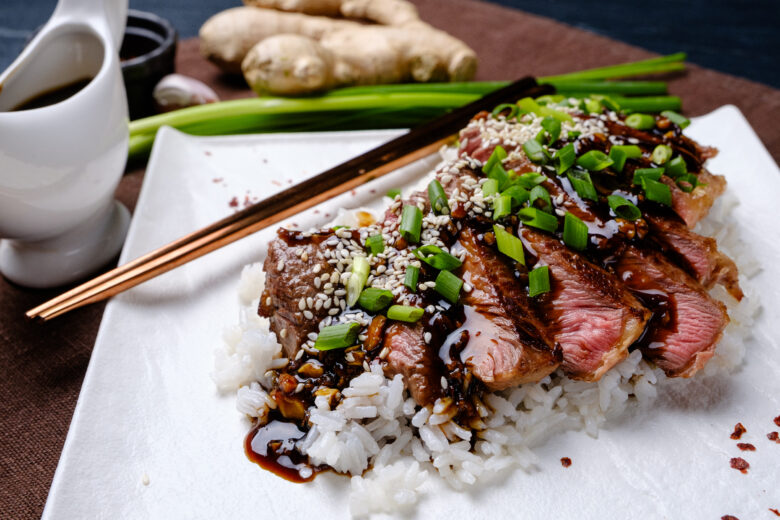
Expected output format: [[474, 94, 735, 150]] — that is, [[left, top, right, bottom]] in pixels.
[[199, 1, 477, 95]]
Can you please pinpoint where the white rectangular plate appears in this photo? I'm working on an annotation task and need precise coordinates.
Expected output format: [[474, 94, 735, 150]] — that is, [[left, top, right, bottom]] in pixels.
[[44, 106, 780, 519]]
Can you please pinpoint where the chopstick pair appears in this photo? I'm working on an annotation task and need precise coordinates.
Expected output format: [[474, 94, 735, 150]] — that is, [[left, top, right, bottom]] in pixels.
[[27, 77, 552, 321]]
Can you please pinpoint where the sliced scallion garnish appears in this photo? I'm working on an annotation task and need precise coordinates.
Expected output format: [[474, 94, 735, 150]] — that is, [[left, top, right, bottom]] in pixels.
[[482, 178, 499, 197], [387, 305, 424, 322], [632, 167, 664, 185], [365, 234, 384, 255], [563, 212, 588, 251], [625, 113, 656, 130], [518, 207, 558, 233], [608, 144, 642, 173], [576, 150, 614, 171], [427, 179, 449, 214], [515, 172, 547, 189], [523, 138, 547, 164], [642, 177, 672, 205], [482, 145, 507, 174], [651, 144, 673, 165], [434, 270, 463, 304], [386, 188, 401, 199], [661, 110, 690, 129], [493, 225, 525, 265], [606, 195, 642, 221], [502, 185, 530, 206], [541, 116, 562, 145], [528, 265, 550, 297], [567, 169, 598, 201], [530, 185, 553, 213], [357, 287, 394, 312], [493, 194, 513, 219], [487, 162, 510, 189], [314, 323, 361, 351], [584, 97, 602, 114], [555, 143, 576, 174], [404, 265, 419, 292], [676, 173, 699, 193], [664, 156, 687, 178], [491, 103, 519, 120], [346, 256, 370, 306], [399, 205, 422, 244], [413, 245, 462, 271]]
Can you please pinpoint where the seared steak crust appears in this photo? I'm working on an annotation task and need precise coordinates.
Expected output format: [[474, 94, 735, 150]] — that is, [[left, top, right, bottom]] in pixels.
[[383, 322, 444, 405]]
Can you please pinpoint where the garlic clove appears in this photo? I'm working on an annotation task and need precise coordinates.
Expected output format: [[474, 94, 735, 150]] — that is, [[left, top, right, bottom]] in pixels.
[[153, 74, 219, 112]]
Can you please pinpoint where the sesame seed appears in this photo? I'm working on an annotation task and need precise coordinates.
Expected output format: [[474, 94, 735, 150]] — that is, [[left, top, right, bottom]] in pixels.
[[424, 332, 432, 344], [295, 349, 304, 360], [328, 308, 339, 315], [463, 282, 473, 293], [279, 328, 287, 339], [379, 346, 390, 359], [277, 260, 285, 271], [298, 298, 306, 311], [265, 297, 272, 306], [307, 332, 318, 341], [301, 251, 308, 262], [303, 310, 314, 320], [306, 296, 314, 308]]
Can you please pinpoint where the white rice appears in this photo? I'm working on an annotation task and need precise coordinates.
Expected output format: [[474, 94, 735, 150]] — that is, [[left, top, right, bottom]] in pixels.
[[212, 188, 760, 518]]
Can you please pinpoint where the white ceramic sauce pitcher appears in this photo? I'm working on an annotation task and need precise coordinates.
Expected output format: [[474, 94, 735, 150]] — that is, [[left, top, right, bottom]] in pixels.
[[0, 0, 130, 288]]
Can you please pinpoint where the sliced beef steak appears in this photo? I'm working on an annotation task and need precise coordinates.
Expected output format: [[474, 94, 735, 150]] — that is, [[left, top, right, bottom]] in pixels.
[[259, 229, 337, 358], [383, 322, 444, 406], [646, 213, 742, 300], [615, 246, 729, 377], [458, 226, 560, 390], [661, 169, 726, 228], [520, 227, 650, 381]]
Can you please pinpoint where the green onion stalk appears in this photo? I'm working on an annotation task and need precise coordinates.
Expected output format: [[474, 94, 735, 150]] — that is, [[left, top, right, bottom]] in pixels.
[[128, 53, 688, 162]]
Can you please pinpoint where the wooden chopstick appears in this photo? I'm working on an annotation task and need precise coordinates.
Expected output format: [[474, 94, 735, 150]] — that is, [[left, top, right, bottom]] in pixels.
[[27, 77, 552, 321]]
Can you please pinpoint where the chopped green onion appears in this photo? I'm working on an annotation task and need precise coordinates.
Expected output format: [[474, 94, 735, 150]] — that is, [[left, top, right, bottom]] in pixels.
[[482, 178, 499, 197], [413, 245, 462, 270], [427, 179, 449, 214], [332, 225, 347, 231], [357, 287, 394, 312], [584, 97, 602, 114], [399, 205, 422, 244], [563, 212, 588, 251], [493, 225, 525, 265], [676, 173, 699, 193], [518, 207, 559, 233], [515, 172, 547, 189], [651, 144, 673, 165], [492, 103, 519, 120], [535, 94, 565, 105], [501, 185, 530, 206], [404, 265, 419, 292], [365, 234, 384, 255], [625, 113, 656, 130], [314, 323, 361, 351], [387, 305, 424, 322], [567, 169, 598, 201], [487, 162, 510, 189], [599, 95, 622, 112], [661, 110, 690, 129], [493, 194, 513, 219], [386, 188, 401, 199], [522, 138, 546, 164], [632, 167, 664, 185], [541, 116, 562, 144], [435, 270, 463, 304], [577, 150, 613, 171], [567, 130, 582, 139], [528, 266, 550, 297], [642, 178, 672, 205], [606, 194, 642, 220], [608, 145, 642, 173], [482, 145, 507, 174], [517, 97, 573, 122], [347, 256, 370, 306], [534, 129, 546, 144], [555, 143, 576, 174], [664, 156, 687, 178], [530, 185, 553, 212]]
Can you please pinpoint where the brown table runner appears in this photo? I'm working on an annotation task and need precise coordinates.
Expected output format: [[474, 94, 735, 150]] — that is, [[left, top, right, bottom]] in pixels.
[[2, 1, 779, 517]]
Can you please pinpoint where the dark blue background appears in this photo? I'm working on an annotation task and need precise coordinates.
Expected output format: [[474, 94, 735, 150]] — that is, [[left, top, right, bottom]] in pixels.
[[1, 0, 778, 88]]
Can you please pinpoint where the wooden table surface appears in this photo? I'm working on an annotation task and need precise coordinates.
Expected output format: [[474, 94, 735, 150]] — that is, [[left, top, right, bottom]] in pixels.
[[2, 1, 779, 518]]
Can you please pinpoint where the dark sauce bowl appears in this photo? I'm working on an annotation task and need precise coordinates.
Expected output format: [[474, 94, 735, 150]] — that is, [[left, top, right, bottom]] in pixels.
[[120, 10, 177, 120]]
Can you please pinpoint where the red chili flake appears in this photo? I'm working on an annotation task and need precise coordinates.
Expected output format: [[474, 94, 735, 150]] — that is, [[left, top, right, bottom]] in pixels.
[[768, 432, 779, 443], [351, 189, 357, 196], [736, 443, 756, 451], [287, 179, 293, 184], [730, 423, 747, 440], [228, 197, 239, 208], [770, 508, 780, 517], [313, 209, 320, 214], [729, 457, 749, 474], [212, 177, 223, 183], [721, 516, 740, 520], [204, 150, 212, 156], [774, 415, 780, 427], [560, 457, 572, 468], [370, 189, 376, 194], [324, 213, 331, 218], [271, 180, 282, 186]]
